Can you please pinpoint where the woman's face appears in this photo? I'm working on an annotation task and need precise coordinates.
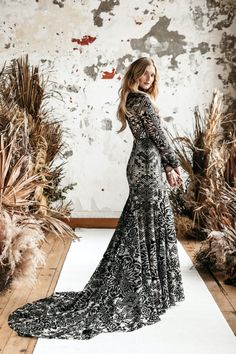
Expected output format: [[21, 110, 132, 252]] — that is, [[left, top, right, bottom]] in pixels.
[[137, 64, 155, 91]]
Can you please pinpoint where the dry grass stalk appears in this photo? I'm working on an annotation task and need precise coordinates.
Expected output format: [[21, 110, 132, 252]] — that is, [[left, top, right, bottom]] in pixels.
[[0, 210, 46, 290], [0, 55, 69, 214], [0, 132, 77, 290], [0, 55, 78, 291], [166, 88, 236, 283], [0, 134, 76, 238], [167, 88, 235, 232], [1, 54, 46, 118], [0, 134, 41, 208], [222, 112, 236, 187]]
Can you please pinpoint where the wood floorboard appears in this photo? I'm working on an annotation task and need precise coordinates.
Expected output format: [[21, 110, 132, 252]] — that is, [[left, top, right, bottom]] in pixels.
[[0, 234, 72, 354], [177, 233, 236, 335]]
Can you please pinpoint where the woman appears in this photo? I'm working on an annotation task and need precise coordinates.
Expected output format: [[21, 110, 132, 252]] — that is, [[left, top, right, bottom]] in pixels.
[[8, 56, 185, 340]]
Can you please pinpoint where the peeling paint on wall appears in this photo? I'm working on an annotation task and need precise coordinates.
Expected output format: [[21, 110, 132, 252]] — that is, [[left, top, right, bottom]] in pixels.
[[63, 149, 73, 158], [206, 0, 236, 30], [84, 64, 98, 81], [84, 55, 109, 81], [52, 0, 65, 8], [163, 116, 174, 122], [190, 42, 210, 54], [190, 0, 236, 32], [0, 0, 235, 216], [116, 54, 135, 73], [101, 68, 115, 79], [218, 32, 236, 89], [83, 116, 89, 127], [130, 16, 187, 70], [191, 6, 205, 31], [72, 35, 96, 46], [92, 0, 120, 27], [66, 84, 79, 93], [101, 118, 112, 130]]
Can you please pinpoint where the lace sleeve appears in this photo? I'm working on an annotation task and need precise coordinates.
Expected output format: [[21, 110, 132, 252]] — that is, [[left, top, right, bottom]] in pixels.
[[139, 95, 180, 170]]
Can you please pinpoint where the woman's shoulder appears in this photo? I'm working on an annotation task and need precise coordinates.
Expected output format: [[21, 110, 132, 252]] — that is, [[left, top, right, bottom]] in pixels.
[[126, 92, 158, 116], [127, 91, 146, 99], [126, 91, 153, 112], [126, 91, 149, 106]]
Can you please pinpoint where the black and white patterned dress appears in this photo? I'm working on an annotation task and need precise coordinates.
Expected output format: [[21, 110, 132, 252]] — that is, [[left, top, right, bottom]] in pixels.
[[8, 92, 185, 340]]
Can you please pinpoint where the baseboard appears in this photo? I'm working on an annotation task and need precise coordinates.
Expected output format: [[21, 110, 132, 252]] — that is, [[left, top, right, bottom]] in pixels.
[[61, 218, 119, 229]]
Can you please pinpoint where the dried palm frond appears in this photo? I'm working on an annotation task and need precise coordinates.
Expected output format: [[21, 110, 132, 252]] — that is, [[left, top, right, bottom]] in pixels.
[[36, 120, 63, 164], [167, 89, 235, 234], [221, 112, 236, 187], [0, 54, 64, 159], [0, 134, 43, 208], [0, 133, 78, 237], [166, 88, 236, 285], [220, 185, 236, 223], [50, 200, 73, 217], [0, 134, 78, 291], [0, 109, 33, 171], [0, 56, 78, 291], [167, 105, 209, 208], [0, 55, 73, 213], [29, 119, 64, 165], [0, 217, 5, 252], [204, 90, 223, 150], [192, 95, 233, 231], [0, 133, 78, 239], [0, 55, 47, 118], [35, 213, 76, 241]]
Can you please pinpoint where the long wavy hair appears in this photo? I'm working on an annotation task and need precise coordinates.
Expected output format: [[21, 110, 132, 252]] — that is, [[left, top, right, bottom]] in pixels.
[[116, 57, 159, 133]]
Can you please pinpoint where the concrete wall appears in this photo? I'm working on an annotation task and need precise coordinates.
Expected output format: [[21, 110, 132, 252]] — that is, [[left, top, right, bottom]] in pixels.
[[0, 0, 235, 217]]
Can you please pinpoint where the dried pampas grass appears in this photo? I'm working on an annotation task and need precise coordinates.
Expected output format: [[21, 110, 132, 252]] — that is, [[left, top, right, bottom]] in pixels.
[[167, 88, 235, 233], [0, 210, 45, 290], [0, 54, 74, 214], [0, 55, 78, 291], [166, 88, 236, 284]]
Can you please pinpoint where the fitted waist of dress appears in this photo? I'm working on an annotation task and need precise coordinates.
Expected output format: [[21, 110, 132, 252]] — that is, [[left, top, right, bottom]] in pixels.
[[133, 137, 156, 146], [133, 137, 150, 141]]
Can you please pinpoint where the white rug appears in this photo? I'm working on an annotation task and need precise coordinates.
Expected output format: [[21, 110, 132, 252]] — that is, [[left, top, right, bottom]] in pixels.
[[34, 228, 236, 354]]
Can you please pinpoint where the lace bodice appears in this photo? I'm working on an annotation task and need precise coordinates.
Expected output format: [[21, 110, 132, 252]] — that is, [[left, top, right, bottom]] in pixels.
[[126, 92, 180, 170]]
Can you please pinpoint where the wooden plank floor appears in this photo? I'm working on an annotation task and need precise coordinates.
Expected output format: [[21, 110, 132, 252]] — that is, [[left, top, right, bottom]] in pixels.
[[0, 229, 235, 354], [178, 232, 236, 336], [0, 234, 72, 354]]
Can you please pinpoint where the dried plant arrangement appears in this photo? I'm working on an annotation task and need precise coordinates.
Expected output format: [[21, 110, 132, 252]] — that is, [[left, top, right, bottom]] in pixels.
[[194, 227, 236, 286], [166, 89, 236, 285], [0, 55, 78, 291]]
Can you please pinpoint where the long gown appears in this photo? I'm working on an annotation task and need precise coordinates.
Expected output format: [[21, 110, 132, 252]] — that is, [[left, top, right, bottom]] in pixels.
[[8, 91, 185, 340]]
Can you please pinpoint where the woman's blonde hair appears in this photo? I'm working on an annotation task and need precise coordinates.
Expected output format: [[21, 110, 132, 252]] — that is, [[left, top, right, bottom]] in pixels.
[[116, 56, 159, 133]]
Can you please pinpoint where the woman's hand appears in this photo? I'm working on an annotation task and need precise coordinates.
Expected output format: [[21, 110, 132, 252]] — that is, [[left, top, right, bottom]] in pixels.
[[173, 166, 181, 176], [166, 169, 183, 188]]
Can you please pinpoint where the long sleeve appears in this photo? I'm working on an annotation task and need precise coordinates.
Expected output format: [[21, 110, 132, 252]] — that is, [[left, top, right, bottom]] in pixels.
[[139, 95, 180, 170]]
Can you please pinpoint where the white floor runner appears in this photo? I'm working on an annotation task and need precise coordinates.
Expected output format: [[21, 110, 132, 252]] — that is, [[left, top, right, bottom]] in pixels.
[[33, 228, 236, 354]]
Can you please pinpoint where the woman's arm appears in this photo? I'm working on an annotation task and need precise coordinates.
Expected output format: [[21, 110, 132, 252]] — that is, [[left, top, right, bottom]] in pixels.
[[138, 94, 180, 171]]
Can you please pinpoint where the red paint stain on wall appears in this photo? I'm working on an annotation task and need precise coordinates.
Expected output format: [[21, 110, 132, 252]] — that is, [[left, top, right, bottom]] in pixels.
[[72, 35, 96, 46], [101, 68, 115, 79]]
